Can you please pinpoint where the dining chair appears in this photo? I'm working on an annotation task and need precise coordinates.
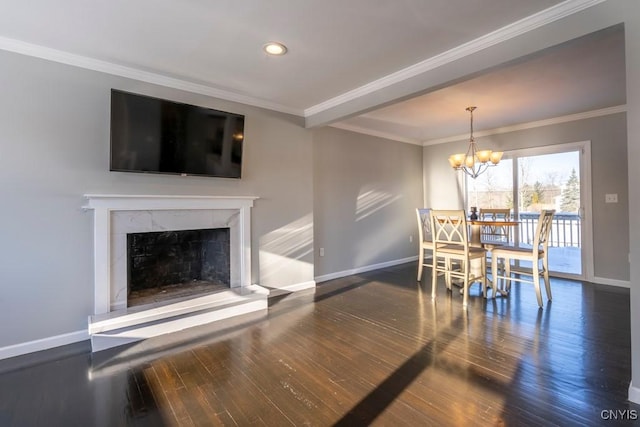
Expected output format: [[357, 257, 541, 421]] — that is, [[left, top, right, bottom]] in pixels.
[[490, 210, 555, 307], [478, 208, 512, 244], [416, 208, 434, 282], [478, 207, 513, 275], [430, 210, 492, 307]]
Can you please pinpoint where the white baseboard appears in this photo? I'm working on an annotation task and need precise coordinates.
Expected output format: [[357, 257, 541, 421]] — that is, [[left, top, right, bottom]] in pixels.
[[592, 276, 630, 288], [276, 280, 316, 292], [0, 329, 89, 361], [315, 256, 418, 283], [629, 382, 640, 404]]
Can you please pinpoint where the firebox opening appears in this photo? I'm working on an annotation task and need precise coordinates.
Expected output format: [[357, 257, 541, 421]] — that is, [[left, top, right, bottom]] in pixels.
[[127, 228, 230, 307]]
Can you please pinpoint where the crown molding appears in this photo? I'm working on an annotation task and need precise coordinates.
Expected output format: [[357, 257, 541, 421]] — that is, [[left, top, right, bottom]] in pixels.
[[422, 105, 627, 146], [0, 36, 303, 117], [304, 0, 606, 117], [329, 123, 422, 145]]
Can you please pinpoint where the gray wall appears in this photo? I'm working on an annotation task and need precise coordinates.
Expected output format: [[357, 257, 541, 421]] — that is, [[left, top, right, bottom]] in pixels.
[[313, 127, 424, 278], [0, 49, 314, 347], [423, 112, 629, 282]]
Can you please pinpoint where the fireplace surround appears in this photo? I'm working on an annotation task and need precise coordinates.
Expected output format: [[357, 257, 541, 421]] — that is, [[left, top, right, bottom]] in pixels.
[[83, 194, 264, 351]]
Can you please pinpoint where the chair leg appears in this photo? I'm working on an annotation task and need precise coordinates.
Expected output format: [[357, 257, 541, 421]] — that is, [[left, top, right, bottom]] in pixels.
[[491, 254, 499, 298], [462, 260, 469, 308], [476, 257, 485, 298], [481, 257, 490, 298], [417, 249, 424, 282], [431, 260, 438, 300], [504, 260, 512, 293], [533, 260, 543, 308], [543, 255, 552, 301]]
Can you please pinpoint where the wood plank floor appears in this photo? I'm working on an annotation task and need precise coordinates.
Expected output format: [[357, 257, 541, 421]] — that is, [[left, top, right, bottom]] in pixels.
[[0, 262, 638, 426]]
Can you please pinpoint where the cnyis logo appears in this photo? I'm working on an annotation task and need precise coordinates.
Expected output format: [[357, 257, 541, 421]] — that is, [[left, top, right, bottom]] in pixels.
[[600, 409, 638, 420]]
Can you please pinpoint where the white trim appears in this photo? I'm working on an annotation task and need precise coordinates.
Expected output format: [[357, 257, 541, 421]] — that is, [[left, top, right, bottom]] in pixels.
[[592, 276, 631, 288], [629, 382, 640, 405], [423, 105, 627, 146], [0, 36, 302, 117], [329, 123, 422, 146], [240, 205, 252, 291], [0, 330, 88, 361], [500, 140, 588, 160], [83, 194, 259, 210], [581, 141, 595, 283], [305, 0, 606, 117], [315, 256, 417, 283], [276, 280, 317, 292]]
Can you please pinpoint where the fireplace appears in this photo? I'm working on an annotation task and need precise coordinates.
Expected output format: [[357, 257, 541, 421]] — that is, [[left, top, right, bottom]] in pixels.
[[127, 228, 231, 307], [84, 195, 266, 352]]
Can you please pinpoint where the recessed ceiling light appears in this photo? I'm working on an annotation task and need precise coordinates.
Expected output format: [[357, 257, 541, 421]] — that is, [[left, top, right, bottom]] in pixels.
[[263, 42, 288, 56]]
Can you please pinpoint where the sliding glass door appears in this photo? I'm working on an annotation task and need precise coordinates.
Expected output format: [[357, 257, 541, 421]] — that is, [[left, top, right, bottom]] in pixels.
[[515, 150, 581, 276], [466, 142, 591, 279]]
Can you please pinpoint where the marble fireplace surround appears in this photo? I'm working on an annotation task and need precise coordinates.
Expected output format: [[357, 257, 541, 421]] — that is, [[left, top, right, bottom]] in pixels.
[[83, 194, 258, 315]]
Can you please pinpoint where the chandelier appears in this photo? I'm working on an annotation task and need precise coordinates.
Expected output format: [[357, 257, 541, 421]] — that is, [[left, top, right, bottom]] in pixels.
[[448, 106, 503, 179]]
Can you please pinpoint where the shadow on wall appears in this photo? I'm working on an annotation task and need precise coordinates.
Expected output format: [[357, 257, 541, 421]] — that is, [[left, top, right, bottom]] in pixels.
[[259, 213, 314, 286]]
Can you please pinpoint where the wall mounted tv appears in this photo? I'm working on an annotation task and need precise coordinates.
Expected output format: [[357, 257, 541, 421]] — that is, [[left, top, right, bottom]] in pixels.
[[110, 89, 244, 178]]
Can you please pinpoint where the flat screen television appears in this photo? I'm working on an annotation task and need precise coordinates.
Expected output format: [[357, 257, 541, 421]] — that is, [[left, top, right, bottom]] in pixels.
[[110, 89, 244, 178]]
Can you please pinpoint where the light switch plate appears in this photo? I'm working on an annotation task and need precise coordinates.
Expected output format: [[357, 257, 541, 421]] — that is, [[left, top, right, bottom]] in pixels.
[[605, 193, 618, 203]]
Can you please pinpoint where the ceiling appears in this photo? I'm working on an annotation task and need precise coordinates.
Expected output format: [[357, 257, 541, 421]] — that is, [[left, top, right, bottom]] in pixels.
[[336, 24, 626, 144], [0, 0, 626, 144]]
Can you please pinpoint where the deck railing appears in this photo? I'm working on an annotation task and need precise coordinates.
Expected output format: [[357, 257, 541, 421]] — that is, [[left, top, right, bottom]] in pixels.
[[518, 212, 581, 247]]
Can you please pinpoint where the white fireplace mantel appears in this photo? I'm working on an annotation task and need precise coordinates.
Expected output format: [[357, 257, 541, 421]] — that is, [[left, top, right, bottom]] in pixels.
[[83, 194, 258, 315]]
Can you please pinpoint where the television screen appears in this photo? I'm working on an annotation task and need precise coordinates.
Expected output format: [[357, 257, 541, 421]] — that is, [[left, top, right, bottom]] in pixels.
[[110, 90, 244, 178]]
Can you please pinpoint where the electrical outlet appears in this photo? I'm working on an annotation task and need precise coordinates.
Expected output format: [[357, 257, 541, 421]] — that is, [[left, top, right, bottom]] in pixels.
[[409, 235, 413, 243], [319, 247, 325, 257], [605, 193, 618, 203]]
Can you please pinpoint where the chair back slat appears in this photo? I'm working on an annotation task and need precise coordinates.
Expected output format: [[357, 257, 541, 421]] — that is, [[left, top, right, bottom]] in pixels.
[[479, 208, 511, 221], [430, 210, 468, 246], [416, 208, 432, 243], [534, 210, 555, 250], [479, 208, 512, 243]]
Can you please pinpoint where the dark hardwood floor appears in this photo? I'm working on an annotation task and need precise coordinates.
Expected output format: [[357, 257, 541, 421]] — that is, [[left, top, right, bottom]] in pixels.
[[0, 262, 638, 426]]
